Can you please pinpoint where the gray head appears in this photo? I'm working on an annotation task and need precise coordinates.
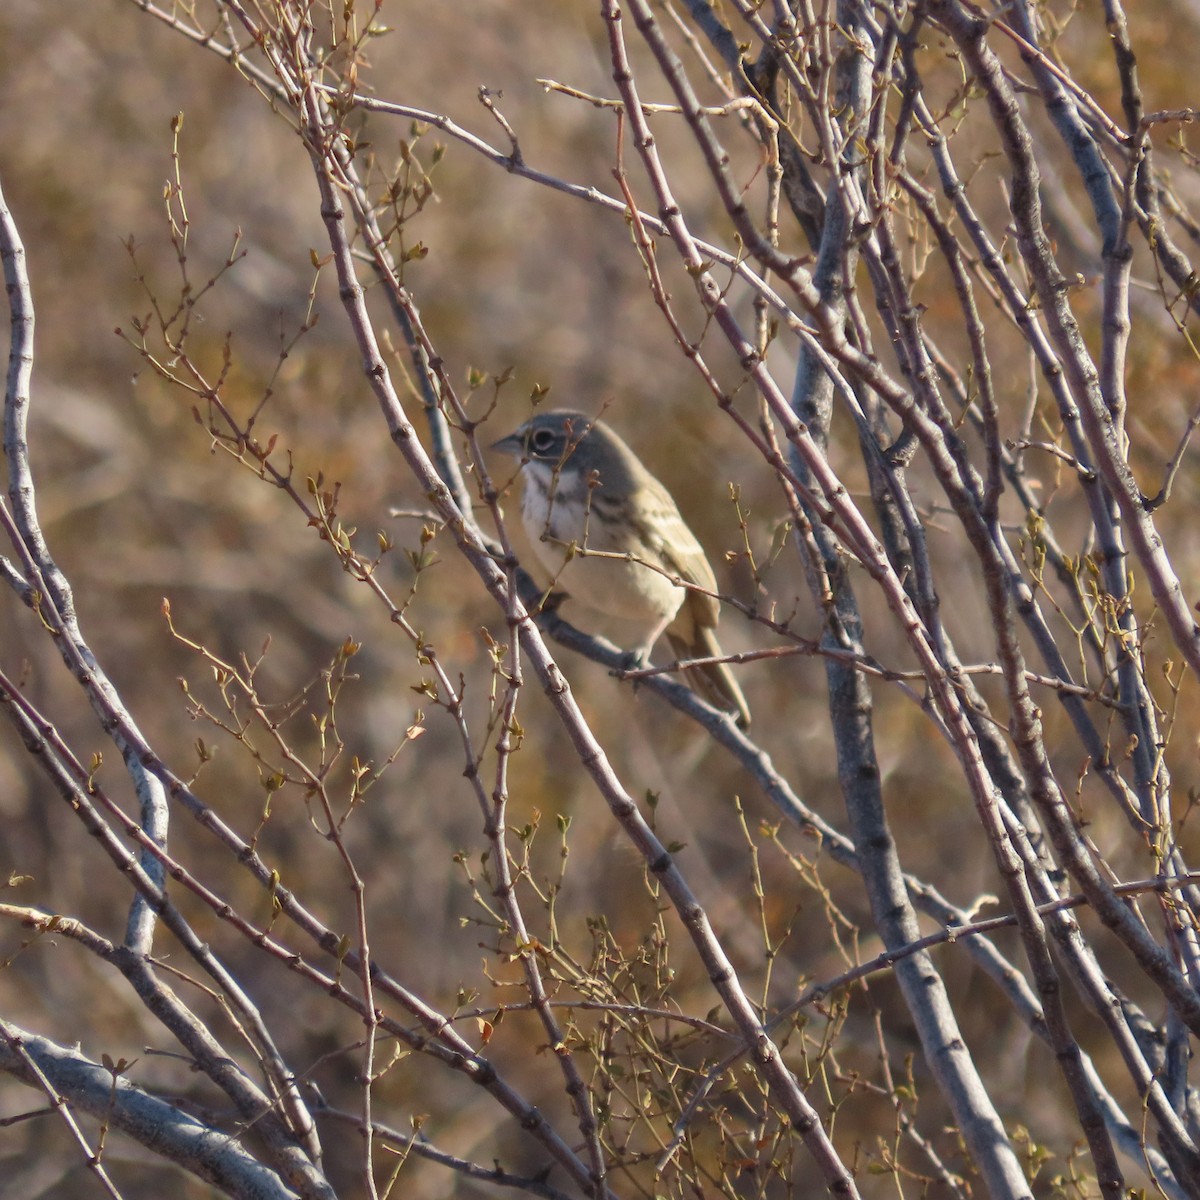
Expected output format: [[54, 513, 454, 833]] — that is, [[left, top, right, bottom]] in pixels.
[[491, 410, 646, 488]]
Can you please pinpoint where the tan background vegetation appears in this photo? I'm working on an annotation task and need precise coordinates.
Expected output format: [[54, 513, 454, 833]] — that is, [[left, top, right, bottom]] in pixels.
[[1, 2, 1200, 1198]]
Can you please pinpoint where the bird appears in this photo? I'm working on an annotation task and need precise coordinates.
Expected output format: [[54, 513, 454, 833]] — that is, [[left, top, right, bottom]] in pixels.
[[491, 409, 750, 728]]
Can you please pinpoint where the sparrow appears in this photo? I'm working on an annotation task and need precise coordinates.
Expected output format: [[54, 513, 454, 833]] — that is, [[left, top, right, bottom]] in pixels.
[[492, 409, 750, 728]]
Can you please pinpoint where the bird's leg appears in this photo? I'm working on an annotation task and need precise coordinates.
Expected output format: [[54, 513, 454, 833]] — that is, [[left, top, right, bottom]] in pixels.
[[623, 610, 674, 674]]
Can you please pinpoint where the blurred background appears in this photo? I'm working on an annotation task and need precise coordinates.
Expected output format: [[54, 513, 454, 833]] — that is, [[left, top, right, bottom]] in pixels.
[[1, 2, 1199, 1196]]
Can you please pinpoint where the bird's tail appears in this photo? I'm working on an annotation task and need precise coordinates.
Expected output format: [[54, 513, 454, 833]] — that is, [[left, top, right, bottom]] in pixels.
[[666, 625, 751, 729]]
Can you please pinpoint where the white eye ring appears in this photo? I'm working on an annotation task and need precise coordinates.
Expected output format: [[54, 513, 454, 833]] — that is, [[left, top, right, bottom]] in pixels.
[[529, 428, 556, 454]]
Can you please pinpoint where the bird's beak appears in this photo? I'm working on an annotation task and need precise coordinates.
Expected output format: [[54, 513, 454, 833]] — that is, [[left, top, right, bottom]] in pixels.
[[490, 431, 525, 457]]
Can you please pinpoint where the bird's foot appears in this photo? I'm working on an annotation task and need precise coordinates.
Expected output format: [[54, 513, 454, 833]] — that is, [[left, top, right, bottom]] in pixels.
[[616, 647, 652, 692]]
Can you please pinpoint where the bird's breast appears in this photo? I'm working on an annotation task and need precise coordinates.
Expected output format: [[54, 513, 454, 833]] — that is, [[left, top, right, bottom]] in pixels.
[[518, 465, 683, 623]]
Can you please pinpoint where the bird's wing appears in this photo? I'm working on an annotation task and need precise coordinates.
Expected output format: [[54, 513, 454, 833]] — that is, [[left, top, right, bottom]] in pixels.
[[630, 477, 721, 628]]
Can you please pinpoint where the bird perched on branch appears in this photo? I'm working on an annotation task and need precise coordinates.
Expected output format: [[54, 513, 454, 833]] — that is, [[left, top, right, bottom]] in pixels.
[[492, 409, 750, 728]]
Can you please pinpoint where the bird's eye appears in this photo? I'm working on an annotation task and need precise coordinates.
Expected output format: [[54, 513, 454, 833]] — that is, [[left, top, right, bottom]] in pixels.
[[529, 428, 557, 455]]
